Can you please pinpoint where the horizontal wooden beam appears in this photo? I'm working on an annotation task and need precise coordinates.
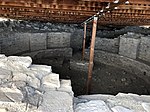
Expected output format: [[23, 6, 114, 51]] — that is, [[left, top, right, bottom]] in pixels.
[[0, 0, 149, 26]]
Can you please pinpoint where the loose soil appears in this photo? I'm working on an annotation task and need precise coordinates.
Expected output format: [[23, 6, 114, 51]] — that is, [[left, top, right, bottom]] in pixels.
[[33, 52, 150, 96]]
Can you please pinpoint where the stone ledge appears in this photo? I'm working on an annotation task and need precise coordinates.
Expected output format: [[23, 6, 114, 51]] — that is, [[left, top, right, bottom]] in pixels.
[[0, 54, 74, 112], [75, 93, 150, 112]]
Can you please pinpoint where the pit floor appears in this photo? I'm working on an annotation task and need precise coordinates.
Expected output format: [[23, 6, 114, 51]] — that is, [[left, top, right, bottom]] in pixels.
[[33, 52, 150, 96]]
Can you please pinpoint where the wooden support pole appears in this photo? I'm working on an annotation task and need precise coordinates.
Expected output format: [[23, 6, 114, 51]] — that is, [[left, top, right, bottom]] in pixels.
[[86, 17, 98, 95], [82, 23, 87, 60]]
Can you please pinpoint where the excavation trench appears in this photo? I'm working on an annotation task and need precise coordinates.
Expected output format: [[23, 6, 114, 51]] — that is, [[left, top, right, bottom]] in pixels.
[[32, 52, 150, 96], [0, 20, 150, 97]]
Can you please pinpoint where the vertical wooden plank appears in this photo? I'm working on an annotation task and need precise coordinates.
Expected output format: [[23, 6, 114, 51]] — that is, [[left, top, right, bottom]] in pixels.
[[86, 17, 98, 95], [82, 23, 87, 60]]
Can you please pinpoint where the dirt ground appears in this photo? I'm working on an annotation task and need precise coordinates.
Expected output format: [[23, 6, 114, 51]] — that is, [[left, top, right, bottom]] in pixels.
[[33, 52, 150, 96]]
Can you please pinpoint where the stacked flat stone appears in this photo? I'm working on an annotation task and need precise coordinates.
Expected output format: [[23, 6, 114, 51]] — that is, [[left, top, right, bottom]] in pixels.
[[0, 54, 73, 112], [75, 93, 150, 112]]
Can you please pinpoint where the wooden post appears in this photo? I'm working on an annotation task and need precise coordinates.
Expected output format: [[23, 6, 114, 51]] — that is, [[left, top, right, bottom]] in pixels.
[[86, 17, 98, 94], [82, 23, 87, 60]]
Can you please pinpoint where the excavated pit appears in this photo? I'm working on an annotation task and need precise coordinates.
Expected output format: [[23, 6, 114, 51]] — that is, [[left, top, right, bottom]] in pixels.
[[0, 20, 150, 97], [34, 53, 150, 96]]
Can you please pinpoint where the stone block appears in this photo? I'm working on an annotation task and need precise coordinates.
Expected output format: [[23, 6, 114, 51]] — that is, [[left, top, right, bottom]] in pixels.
[[29, 64, 52, 73], [13, 72, 28, 82], [138, 36, 150, 62], [95, 38, 119, 53], [43, 73, 60, 89], [0, 68, 13, 84], [58, 80, 73, 96], [25, 70, 41, 89], [0, 56, 31, 71], [76, 93, 150, 112], [75, 100, 112, 112], [8, 56, 32, 68], [47, 32, 71, 48], [119, 36, 140, 59], [0, 87, 23, 102], [39, 90, 73, 112], [1, 33, 30, 55], [111, 106, 134, 112], [27, 89, 43, 107], [142, 103, 150, 112], [0, 90, 12, 102], [30, 33, 47, 51], [13, 71, 41, 89], [29, 64, 52, 79]]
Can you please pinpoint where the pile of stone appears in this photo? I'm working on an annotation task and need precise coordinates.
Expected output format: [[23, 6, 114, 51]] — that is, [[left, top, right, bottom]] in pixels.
[[96, 26, 150, 39], [0, 54, 73, 112], [0, 19, 78, 33], [74, 93, 150, 112]]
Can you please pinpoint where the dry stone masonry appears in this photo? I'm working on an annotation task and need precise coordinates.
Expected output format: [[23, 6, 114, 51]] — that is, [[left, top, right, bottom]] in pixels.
[[75, 93, 150, 112], [0, 20, 150, 112], [0, 20, 84, 55], [0, 32, 72, 56], [95, 32, 150, 64], [0, 54, 150, 112], [86, 33, 150, 85], [0, 54, 73, 112]]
